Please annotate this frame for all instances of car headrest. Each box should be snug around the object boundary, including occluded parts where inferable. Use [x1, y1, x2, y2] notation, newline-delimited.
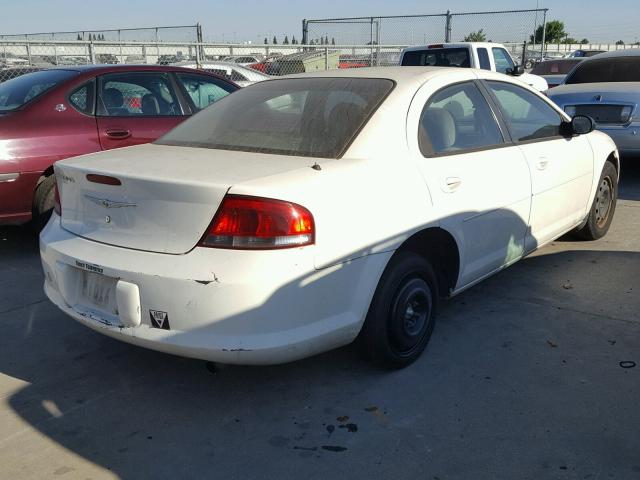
[141, 94, 160, 115]
[420, 108, 456, 152]
[103, 88, 124, 108]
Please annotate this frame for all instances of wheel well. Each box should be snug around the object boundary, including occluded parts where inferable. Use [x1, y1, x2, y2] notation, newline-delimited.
[396, 227, 460, 297]
[606, 152, 620, 179]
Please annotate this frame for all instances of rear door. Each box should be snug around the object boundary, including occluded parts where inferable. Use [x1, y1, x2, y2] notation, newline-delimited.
[409, 77, 532, 288]
[95, 71, 187, 150]
[485, 80, 593, 250]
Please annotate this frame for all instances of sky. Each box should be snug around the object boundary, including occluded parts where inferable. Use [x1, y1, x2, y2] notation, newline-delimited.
[0, 0, 638, 44]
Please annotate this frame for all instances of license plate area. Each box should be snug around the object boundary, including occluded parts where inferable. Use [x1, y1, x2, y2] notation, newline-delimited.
[79, 269, 119, 317]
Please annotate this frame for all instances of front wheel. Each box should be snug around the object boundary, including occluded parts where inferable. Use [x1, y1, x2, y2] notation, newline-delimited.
[358, 251, 439, 369]
[574, 161, 618, 240]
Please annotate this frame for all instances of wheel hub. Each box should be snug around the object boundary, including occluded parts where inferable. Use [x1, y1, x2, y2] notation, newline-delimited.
[595, 176, 613, 228]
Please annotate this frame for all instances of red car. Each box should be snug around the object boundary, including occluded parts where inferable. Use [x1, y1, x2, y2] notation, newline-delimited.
[0, 65, 238, 226]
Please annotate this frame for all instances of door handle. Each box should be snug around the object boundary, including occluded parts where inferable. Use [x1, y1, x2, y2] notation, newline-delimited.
[536, 157, 549, 170]
[443, 177, 462, 192]
[105, 129, 131, 140]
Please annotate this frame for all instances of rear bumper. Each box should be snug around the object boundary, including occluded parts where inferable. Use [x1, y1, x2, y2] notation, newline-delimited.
[40, 215, 388, 364]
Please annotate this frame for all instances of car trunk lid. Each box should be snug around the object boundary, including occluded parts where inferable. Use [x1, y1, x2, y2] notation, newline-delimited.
[56, 143, 313, 254]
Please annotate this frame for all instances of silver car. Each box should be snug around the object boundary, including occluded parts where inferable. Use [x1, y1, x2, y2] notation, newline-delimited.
[172, 61, 271, 87]
[548, 50, 640, 156]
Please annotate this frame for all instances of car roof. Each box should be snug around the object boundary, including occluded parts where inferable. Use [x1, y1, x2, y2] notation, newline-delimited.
[402, 42, 504, 52]
[44, 64, 216, 74]
[585, 49, 640, 59]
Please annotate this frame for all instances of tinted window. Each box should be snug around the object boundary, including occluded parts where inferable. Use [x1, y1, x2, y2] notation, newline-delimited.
[97, 72, 181, 116]
[477, 48, 491, 70]
[419, 82, 503, 155]
[157, 78, 394, 158]
[69, 82, 95, 115]
[565, 57, 640, 83]
[0, 69, 76, 112]
[176, 73, 235, 110]
[492, 48, 514, 74]
[487, 81, 562, 142]
[402, 48, 471, 68]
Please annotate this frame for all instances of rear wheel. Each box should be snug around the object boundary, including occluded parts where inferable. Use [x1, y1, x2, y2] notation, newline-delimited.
[358, 251, 438, 369]
[32, 175, 56, 230]
[574, 161, 617, 240]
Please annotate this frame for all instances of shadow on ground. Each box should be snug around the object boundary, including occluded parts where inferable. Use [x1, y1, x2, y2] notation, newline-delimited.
[1, 239, 639, 479]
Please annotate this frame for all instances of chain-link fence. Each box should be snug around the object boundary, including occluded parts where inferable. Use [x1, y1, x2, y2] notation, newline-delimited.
[0, 25, 201, 42]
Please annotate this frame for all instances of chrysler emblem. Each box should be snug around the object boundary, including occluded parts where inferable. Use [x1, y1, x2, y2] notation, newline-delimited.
[85, 195, 137, 209]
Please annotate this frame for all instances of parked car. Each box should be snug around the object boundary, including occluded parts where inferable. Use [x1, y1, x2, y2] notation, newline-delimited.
[173, 61, 271, 87]
[566, 49, 606, 58]
[221, 55, 265, 67]
[41, 67, 618, 368]
[530, 58, 583, 88]
[547, 49, 640, 156]
[0, 65, 238, 227]
[400, 42, 548, 91]
[247, 54, 283, 73]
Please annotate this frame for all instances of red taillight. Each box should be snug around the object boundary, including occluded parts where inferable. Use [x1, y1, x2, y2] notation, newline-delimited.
[199, 195, 314, 250]
[53, 179, 61, 216]
[428, 44, 444, 49]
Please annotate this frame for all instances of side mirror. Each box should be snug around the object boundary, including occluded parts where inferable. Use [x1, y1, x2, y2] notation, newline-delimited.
[570, 115, 594, 135]
[507, 65, 525, 76]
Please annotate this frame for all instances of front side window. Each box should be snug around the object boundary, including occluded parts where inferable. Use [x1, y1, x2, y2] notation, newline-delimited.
[492, 48, 515, 74]
[175, 73, 235, 111]
[97, 72, 181, 116]
[0, 69, 76, 112]
[418, 82, 503, 155]
[487, 81, 562, 142]
[565, 57, 640, 83]
[157, 77, 394, 158]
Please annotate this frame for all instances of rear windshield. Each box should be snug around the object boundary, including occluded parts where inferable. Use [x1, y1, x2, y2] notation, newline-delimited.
[156, 77, 394, 158]
[565, 57, 640, 84]
[401, 48, 471, 68]
[531, 60, 581, 75]
[0, 69, 76, 111]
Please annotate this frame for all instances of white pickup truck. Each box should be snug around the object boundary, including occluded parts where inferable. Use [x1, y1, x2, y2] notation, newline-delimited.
[400, 42, 548, 91]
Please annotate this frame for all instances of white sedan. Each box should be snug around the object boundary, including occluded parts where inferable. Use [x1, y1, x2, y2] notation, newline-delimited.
[40, 67, 619, 368]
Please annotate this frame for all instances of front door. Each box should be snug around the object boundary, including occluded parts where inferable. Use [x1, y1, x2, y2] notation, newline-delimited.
[95, 71, 187, 151]
[409, 78, 532, 289]
[485, 80, 594, 251]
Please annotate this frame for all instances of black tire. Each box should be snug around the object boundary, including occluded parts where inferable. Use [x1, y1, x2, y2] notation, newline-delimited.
[574, 161, 618, 240]
[32, 175, 56, 230]
[358, 251, 439, 369]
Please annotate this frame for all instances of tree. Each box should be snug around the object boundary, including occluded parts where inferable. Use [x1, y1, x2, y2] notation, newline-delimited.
[77, 33, 82, 41]
[264, 37, 268, 44]
[283, 35, 289, 45]
[331, 37, 336, 45]
[616, 40, 625, 45]
[291, 35, 297, 44]
[563, 37, 578, 44]
[324, 35, 329, 45]
[272, 36, 277, 44]
[530, 20, 566, 44]
[463, 29, 486, 42]
[580, 38, 589, 44]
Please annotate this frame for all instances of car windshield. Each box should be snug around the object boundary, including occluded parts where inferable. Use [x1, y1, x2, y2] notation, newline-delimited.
[156, 77, 394, 158]
[0, 69, 77, 112]
[565, 57, 640, 83]
[401, 48, 471, 68]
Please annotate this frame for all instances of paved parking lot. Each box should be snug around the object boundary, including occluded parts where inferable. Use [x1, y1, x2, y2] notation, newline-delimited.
[1, 163, 639, 480]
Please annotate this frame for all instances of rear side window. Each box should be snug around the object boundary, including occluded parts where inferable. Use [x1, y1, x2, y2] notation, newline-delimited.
[566, 57, 640, 83]
[477, 48, 491, 70]
[402, 48, 471, 68]
[419, 82, 503, 156]
[175, 72, 235, 111]
[97, 72, 182, 117]
[487, 81, 562, 142]
[68, 81, 95, 115]
[0, 69, 76, 112]
[157, 77, 394, 158]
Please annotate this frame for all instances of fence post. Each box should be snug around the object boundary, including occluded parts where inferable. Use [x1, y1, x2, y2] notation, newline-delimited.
[540, 9, 547, 61]
[26, 42, 31, 65]
[369, 17, 374, 66]
[324, 46, 328, 70]
[302, 19, 308, 46]
[375, 18, 381, 66]
[445, 10, 452, 42]
[88, 40, 95, 64]
[196, 23, 204, 63]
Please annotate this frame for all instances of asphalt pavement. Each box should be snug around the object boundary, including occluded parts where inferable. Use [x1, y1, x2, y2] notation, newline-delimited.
[1, 161, 639, 480]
